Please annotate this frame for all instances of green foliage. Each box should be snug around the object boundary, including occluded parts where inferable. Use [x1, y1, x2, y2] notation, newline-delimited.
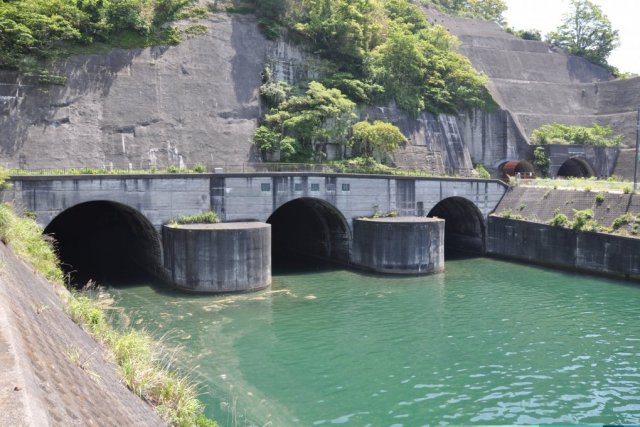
[349, 120, 406, 160]
[547, 208, 570, 227]
[182, 24, 208, 38]
[67, 289, 218, 426]
[258, 81, 356, 161]
[160, 26, 182, 45]
[571, 208, 596, 231]
[623, 185, 632, 194]
[169, 211, 220, 225]
[505, 27, 542, 41]
[329, 156, 396, 173]
[546, 0, 619, 68]
[247, 0, 492, 116]
[259, 72, 292, 108]
[0, 0, 190, 70]
[611, 213, 634, 230]
[370, 22, 490, 114]
[0, 203, 63, 283]
[192, 164, 206, 173]
[178, 6, 210, 19]
[425, 0, 507, 24]
[531, 123, 623, 147]
[0, 167, 9, 188]
[533, 146, 550, 178]
[595, 192, 605, 203]
[321, 72, 384, 103]
[293, 0, 386, 73]
[474, 163, 490, 178]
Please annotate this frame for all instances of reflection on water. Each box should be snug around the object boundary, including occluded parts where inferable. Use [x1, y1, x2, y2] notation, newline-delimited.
[108, 258, 640, 426]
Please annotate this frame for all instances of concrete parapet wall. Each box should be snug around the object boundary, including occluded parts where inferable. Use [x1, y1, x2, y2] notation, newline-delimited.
[352, 217, 444, 274]
[162, 222, 271, 293]
[6, 174, 506, 232]
[487, 216, 640, 280]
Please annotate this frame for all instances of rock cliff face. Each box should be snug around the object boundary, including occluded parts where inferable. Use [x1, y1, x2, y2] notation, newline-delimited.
[0, 15, 267, 170]
[1, 8, 638, 175]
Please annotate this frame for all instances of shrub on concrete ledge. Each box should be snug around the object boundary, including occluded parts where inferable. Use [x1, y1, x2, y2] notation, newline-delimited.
[169, 211, 220, 225]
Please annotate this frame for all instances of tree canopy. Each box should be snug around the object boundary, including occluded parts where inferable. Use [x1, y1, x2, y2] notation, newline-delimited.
[350, 120, 406, 160]
[250, 0, 495, 162]
[531, 123, 623, 147]
[0, 0, 189, 69]
[250, 0, 492, 115]
[255, 81, 356, 161]
[546, 0, 619, 68]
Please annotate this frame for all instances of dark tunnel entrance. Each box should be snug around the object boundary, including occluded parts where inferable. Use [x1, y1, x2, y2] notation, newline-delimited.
[500, 160, 535, 180]
[427, 197, 485, 256]
[44, 201, 162, 287]
[267, 198, 351, 268]
[557, 157, 595, 178]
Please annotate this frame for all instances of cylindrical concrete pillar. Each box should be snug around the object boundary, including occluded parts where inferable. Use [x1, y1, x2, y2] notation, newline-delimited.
[352, 217, 444, 274]
[162, 222, 271, 293]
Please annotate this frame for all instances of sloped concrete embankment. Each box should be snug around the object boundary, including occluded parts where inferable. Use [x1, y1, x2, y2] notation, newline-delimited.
[487, 187, 640, 279]
[426, 5, 640, 177]
[0, 243, 163, 426]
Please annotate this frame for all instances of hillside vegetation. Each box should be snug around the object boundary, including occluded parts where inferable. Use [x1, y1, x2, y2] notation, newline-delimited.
[0, 0, 191, 70]
[246, 0, 494, 162]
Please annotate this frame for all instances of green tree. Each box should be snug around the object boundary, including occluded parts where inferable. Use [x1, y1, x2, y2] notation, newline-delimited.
[350, 120, 406, 159]
[258, 81, 356, 161]
[533, 146, 549, 178]
[293, 0, 386, 73]
[546, 0, 619, 68]
[531, 123, 623, 147]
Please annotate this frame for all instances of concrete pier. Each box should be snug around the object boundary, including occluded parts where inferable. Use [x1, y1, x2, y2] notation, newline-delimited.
[162, 222, 271, 293]
[352, 217, 445, 274]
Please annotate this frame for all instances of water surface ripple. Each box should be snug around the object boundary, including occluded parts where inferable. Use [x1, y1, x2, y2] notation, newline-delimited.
[110, 258, 640, 426]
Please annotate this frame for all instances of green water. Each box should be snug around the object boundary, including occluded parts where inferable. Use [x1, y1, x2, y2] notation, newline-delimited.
[109, 258, 640, 426]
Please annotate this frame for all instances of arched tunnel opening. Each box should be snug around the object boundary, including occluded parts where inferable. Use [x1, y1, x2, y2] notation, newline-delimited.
[44, 201, 163, 287]
[427, 197, 485, 257]
[500, 160, 535, 180]
[557, 157, 595, 178]
[267, 198, 351, 269]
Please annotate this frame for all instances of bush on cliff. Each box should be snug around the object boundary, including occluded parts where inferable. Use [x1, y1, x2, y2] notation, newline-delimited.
[531, 123, 623, 147]
[0, 0, 190, 70]
[243, 0, 492, 115]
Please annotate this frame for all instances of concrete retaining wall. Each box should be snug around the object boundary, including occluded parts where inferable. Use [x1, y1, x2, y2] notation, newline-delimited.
[487, 216, 640, 279]
[162, 222, 271, 293]
[352, 217, 444, 274]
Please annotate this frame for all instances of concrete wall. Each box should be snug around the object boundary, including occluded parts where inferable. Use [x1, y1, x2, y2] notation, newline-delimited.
[163, 223, 271, 293]
[0, 15, 266, 170]
[546, 145, 619, 178]
[487, 216, 640, 279]
[217, 174, 507, 227]
[8, 175, 211, 229]
[6, 172, 506, 231]
[352, 217, 444, 274]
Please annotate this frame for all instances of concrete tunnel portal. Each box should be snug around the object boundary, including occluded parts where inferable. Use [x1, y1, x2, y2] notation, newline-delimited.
[44, 201, 163, 287]
[427, 197, 485, 255]
[266, 198, 351, 267]
[556, 157, 595, 178]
